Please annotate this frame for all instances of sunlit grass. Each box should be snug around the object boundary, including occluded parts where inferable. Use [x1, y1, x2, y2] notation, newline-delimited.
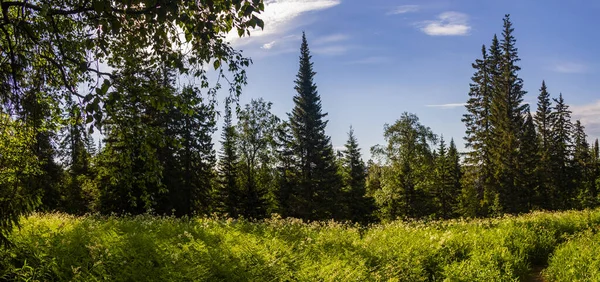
[2, 209, 600, 281]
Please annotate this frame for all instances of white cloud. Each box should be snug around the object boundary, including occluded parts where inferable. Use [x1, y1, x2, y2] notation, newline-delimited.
[572, 100, 600, 138]
[419, 12, 471, 36]
[551, 62, 589, 74]
[313, 33, 349, 45]
[261, 41, 276, 49]
[225, 0, 341, 47]
[388, 5, 419, 15]
[426, 103, 466, 109]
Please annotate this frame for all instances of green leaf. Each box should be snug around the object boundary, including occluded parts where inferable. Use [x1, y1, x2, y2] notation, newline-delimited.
[256, 17, 264, 30]
[101, 80, 111, 94]
[243, 6, 254, 17]
[83, 94, 94, 103]
[237, 28, 244, 37]
[213, 60, 221, 70]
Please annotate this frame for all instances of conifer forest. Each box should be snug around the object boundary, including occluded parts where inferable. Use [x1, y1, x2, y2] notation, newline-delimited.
[1, 1, 600, 281]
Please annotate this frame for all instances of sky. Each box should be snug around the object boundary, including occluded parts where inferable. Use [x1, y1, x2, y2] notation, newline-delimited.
[215, 0, 600, 160]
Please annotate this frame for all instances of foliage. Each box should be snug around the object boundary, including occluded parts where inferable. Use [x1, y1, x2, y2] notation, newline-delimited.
[544, 229, 600, 281]
[0, 114, 41, 246]
[3, 209, 600, 281]
[286, 32, 343, 221]
[340, 126, 376, 223]
[237, 98, 281, 219]
[215, 101, 241, 218]
[370, 112, 437, 220]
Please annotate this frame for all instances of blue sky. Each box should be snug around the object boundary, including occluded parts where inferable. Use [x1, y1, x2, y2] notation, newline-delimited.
[218, 0, 600, 160]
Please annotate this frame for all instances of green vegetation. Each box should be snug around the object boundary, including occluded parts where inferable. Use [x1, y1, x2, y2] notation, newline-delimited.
[2, 2, 600, 279]
[1, 209, 600, 281]
[544, 230, 600, 281]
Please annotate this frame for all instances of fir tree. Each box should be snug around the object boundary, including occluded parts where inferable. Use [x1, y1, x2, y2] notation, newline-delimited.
[216, 101, 241, 218]
[341, 126, 376, 224]
[461, 44, 493, 216]
[550, 93, 573, 209]
[534, 81, 554, 210]
[488, 14, 528, 214]
[287, 32, 343, 220]
[447, 139, 463, 217]
[572, 120, 594, 208]
[519, 110, 539, 211]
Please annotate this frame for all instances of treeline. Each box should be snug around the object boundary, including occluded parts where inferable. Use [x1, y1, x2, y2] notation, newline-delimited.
[367, 15, 600, 220]
[3, 9, 600, 245]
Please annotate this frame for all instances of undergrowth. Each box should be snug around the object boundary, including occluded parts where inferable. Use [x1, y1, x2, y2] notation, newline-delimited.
[1, 209, 600, 281]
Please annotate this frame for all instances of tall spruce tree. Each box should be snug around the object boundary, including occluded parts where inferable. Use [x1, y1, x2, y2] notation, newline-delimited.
[488, 14, 528, 214]
[341, 126, 376, 224]
[550, 93, 573, 209]
[534, 81, 554, 210]
[461, 44, 493, 216]
[287, 32, 343, 220]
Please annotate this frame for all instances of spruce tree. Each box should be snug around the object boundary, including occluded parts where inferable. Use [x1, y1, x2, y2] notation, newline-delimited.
[216, 101, 241, 218]
[447, 139, 463, 217]
[288, 32, 343, 220]
[434, 137, 462, 219]
[534, 81, 554, 209]
[488, 14, 528, 214]
[593, 139, 600, 201]
[341, 126, 376, 223]
[461, 44, 492, 216]
[572, 120, 594, 208]
[550, 93, 573, 209]
[166, 86, 217, 216]
[519, 110, 539, 211]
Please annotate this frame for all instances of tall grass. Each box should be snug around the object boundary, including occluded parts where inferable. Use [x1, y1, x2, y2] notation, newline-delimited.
[2, 209, 600, 281]
[544, 229, 600, 281]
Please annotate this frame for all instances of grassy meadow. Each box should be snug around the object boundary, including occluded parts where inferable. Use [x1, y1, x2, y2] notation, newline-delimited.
[2, 210, 600, 281]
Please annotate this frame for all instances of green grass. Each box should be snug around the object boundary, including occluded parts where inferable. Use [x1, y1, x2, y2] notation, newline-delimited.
[2, 209, 600, 281]
[544, 229, 600, 281]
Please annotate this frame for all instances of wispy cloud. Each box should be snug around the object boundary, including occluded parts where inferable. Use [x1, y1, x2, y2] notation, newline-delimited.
[387, 5, 419, 15]
[226, 0, 341, 47]
[426, 103, 466, 109]
[346, 56, 392, 65]
[419, 12, 471, 36]
[572, 100, 600, 138]
[313, 33, 349, 45]
[551, 62, 589, 74]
